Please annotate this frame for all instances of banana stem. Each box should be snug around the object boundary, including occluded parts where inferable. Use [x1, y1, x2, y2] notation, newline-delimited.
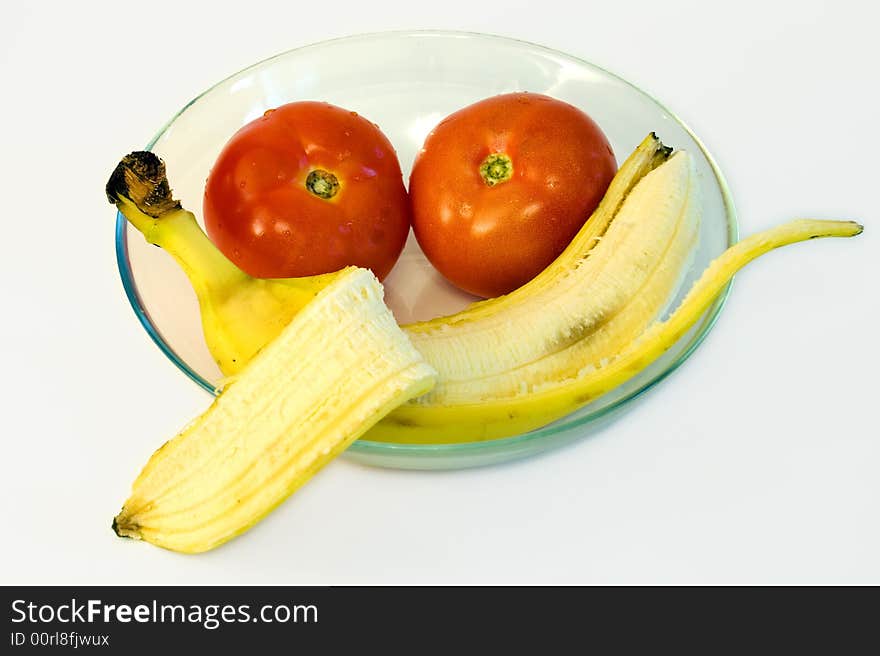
[117, 197, 246, 297]
[109, 152, 248, 298]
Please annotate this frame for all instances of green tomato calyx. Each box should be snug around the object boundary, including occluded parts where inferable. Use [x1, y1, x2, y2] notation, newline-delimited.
[306, 169, 340, 199]
[479, 153, 513, 187]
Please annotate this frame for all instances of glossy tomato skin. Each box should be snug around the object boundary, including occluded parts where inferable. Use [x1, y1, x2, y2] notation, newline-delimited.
[204, 101, 411, 280]
[409, 92, 617, 298]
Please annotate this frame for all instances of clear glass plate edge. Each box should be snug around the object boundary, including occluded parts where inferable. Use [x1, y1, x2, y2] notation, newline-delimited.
[113, 29, 739, 463]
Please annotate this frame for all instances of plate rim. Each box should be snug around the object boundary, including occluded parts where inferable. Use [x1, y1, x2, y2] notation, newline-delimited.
[114, 29, 739, 458]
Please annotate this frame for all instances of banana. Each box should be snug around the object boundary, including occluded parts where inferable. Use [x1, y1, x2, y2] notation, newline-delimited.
[367, 219, 862, 444]
[107, 136, 862, 553]
[107, 152, 341, 377]
[113, 267, 436, 553]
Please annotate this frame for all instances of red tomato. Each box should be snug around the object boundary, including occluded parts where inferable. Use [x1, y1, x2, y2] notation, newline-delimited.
[409, 92, 618, 297]
[204, 101, 411, 280]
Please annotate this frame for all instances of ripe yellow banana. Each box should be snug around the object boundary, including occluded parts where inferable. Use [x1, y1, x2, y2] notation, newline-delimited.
[113, 267, 436, 553]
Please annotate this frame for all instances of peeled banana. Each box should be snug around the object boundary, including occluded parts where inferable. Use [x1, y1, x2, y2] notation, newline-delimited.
[113, 267, 436, 553]
[106, 129, 863, 553]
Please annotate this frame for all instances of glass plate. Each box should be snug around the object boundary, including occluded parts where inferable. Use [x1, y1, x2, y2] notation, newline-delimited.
[115, 30, 737, 470]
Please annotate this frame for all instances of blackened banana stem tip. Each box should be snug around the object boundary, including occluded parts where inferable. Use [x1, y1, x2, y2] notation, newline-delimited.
[106, 151, 181, 217]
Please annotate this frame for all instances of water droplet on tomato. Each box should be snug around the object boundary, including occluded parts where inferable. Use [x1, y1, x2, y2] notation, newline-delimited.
[239, 181, 246, 189]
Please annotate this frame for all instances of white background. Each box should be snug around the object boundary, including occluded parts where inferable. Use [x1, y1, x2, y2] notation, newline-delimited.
[1, 0, 877, 584]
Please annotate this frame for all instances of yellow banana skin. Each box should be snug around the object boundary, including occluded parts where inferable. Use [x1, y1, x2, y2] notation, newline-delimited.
[113, 268, 436, 553]
[368, 219, 863, 444]
[108, 153, 340, 376]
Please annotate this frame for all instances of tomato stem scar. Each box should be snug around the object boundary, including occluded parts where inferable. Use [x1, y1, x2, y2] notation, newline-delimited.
[479, 153, 513, 187]
[306, 169, 340, 199]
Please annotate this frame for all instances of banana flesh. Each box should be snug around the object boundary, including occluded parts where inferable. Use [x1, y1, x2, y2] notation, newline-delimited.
[107, 139, 862, 553]
[113, 267, 436, 553]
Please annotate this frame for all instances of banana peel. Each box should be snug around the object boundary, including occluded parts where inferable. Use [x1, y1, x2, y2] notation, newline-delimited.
[108, 137, 861, 553]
